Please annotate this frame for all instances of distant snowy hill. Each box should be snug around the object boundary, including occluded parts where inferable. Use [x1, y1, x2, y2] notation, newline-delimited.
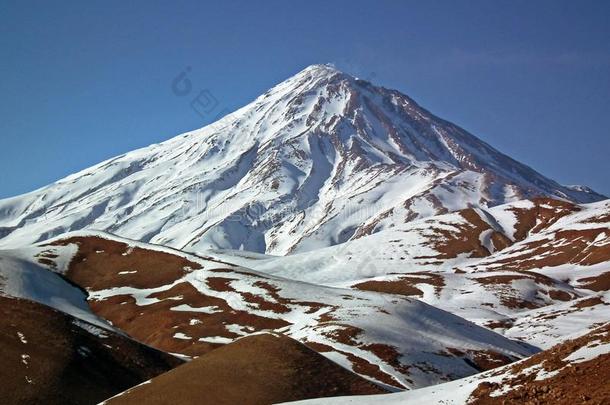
[0, 64, 604, 254]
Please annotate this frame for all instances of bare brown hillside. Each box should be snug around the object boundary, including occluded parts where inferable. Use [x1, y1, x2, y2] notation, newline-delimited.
[0, 296, 181, 405]
[104, 333, 387, 405]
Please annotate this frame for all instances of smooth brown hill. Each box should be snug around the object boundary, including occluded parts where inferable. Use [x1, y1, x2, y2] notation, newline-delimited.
[104, 333, 388, 405]
[0, 296, 182, 405]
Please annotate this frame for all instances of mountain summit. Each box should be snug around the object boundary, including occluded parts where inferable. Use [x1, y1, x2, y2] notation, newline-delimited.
[0, 65, 604, 253]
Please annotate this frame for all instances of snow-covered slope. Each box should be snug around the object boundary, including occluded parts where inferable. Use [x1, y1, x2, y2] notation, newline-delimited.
[0, 65, 604, 254]
[205, 197, 610, 345]
[0, 245, 112, 330]
[31, 232, 536, 390]
[284, 322, 610, 405]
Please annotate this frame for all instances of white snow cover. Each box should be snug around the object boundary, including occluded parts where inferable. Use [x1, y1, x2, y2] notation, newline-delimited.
[202, 198, 610, 347]
[0, 245, 117, 331]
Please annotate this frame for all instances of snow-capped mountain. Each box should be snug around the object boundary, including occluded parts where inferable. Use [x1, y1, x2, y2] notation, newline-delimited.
[0, 64, 604, 255]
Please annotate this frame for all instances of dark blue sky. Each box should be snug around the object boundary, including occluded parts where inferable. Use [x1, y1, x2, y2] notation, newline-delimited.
[1, 0, 609, 198]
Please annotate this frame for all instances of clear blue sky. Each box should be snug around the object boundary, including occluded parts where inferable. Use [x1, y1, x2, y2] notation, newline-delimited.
[1, 0, 609, 198]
